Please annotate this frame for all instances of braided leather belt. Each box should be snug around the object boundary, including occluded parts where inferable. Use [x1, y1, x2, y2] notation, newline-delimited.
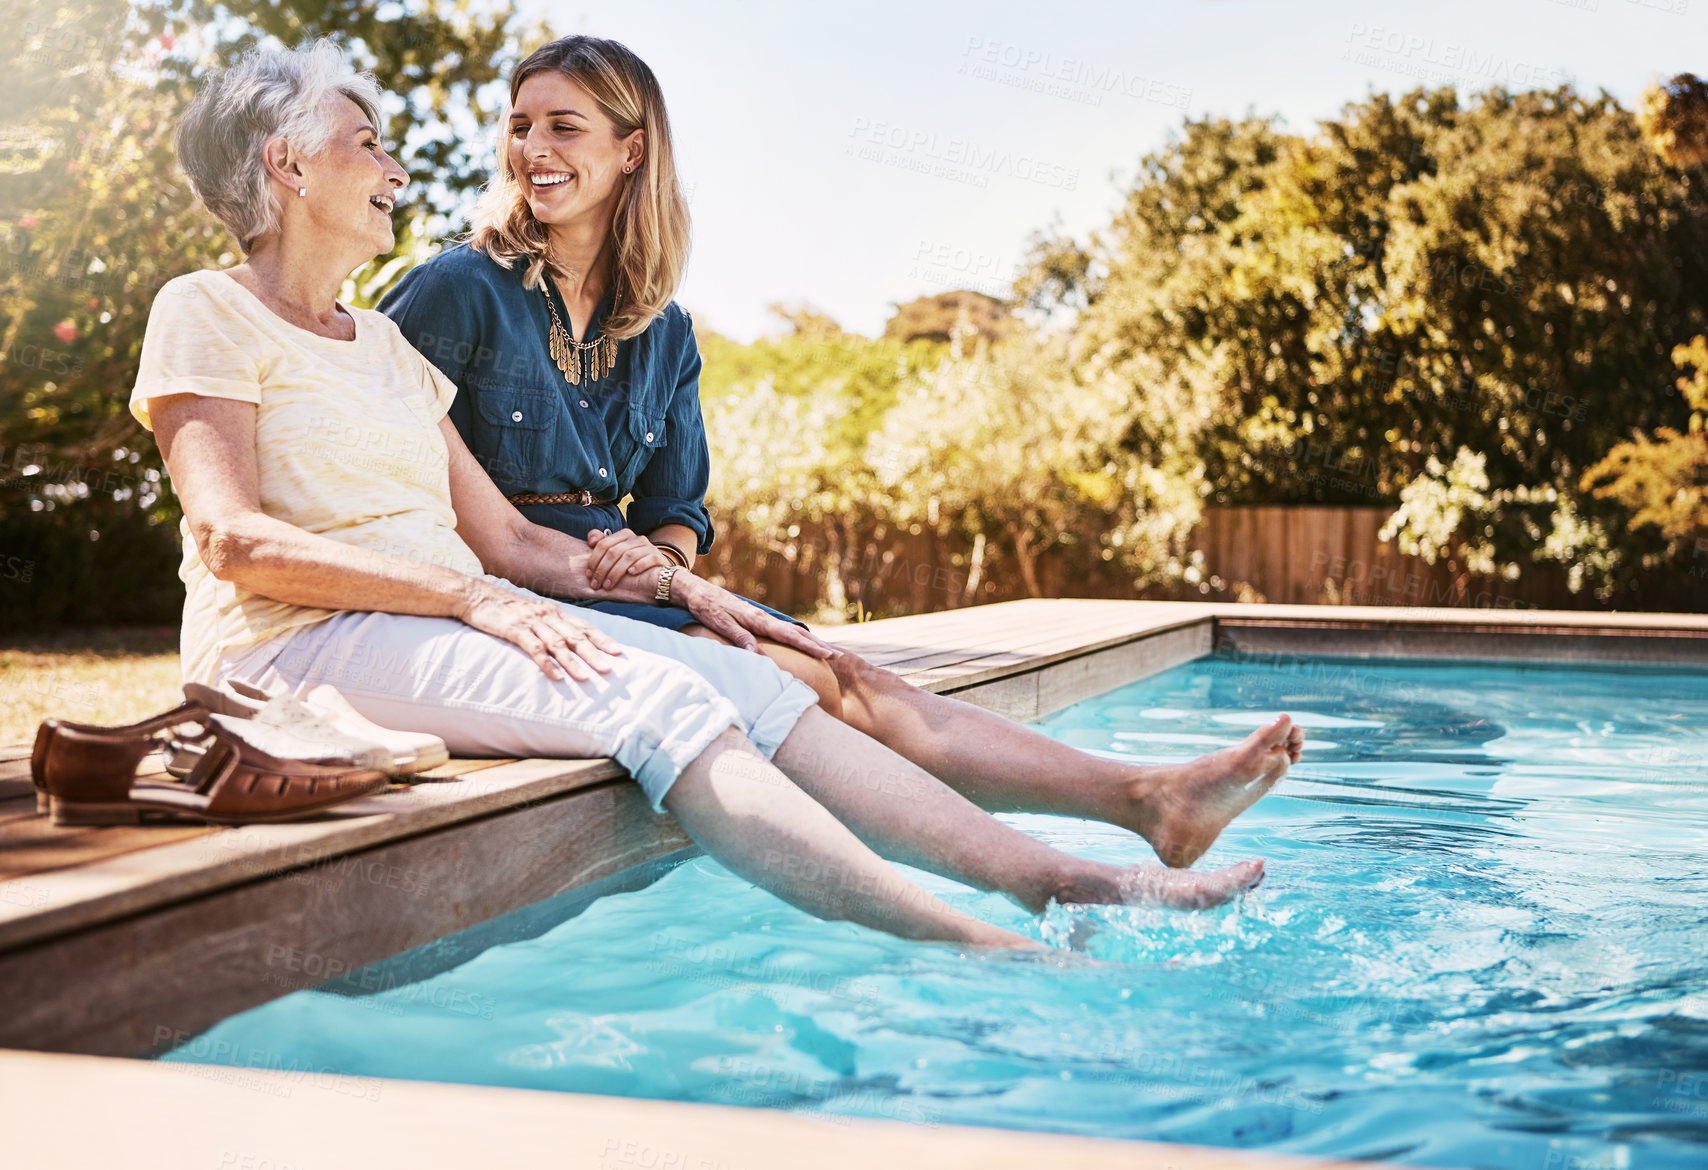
[506, 490, 597, 507]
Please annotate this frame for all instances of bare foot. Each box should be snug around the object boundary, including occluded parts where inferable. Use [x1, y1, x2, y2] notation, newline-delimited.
[1126, 715, 1302, 868]
[1051, 858, 1265, 910]
[1115, 858, 1264, 908]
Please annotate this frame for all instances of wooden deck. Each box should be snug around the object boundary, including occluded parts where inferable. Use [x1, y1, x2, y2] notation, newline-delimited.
[2, 597, 1704, 1170]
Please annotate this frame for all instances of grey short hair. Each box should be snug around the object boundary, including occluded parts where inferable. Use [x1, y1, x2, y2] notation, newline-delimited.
[176, 40, 385, 251]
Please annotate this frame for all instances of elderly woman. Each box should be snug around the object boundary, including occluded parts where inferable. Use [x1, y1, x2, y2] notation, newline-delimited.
[136, 41, 1280, 948]
[380, 34, 1304, 860]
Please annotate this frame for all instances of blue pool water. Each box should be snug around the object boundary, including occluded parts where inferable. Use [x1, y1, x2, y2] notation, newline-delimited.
[161, 654, 1708, 1168]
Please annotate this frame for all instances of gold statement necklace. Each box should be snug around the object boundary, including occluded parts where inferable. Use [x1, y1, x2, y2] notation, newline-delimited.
[542, 278, 620, 387]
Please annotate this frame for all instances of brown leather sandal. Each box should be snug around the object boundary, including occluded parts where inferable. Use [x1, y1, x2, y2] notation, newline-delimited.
[30, 701, 209, 815]
[36, 711, 388, 827]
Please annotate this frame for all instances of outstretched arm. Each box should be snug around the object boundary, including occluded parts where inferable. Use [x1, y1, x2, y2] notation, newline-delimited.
[442, 419, 834, 659]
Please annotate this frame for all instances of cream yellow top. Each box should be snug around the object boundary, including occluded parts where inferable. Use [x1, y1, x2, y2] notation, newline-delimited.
[130, 269, 485, 684]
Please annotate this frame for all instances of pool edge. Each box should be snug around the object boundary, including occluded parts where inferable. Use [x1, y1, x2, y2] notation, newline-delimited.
[0, 1047, 1412, 1170]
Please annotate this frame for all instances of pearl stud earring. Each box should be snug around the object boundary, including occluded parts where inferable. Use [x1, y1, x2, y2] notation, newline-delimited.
[297, 187, 307, 197]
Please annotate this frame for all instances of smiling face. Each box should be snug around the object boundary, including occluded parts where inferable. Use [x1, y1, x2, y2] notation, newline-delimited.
[506, 71, 643, 236]
[288, 95, 409, 262]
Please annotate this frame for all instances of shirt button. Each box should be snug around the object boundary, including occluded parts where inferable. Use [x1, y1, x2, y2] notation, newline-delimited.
[579, 400, 589, 408]
[645, 431, 655, 442]
[598, 467, 608, 478]
[510, 410, 523, 422]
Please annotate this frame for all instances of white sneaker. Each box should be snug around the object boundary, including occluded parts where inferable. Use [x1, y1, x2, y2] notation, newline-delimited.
[184, 681, 449, 776]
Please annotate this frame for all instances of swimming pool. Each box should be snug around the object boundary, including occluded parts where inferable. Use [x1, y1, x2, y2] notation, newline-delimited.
[160, 653, 1708, 1169]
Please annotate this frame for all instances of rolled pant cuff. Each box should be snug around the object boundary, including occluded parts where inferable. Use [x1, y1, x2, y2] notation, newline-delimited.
[743, 678, 821, 759]
[624, 699, 744, 813]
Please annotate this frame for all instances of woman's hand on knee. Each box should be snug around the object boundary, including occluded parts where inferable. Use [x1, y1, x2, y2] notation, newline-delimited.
[456, 581, 626, 682]
[671, 574, 837, 660]
[586, 528, 670, 592]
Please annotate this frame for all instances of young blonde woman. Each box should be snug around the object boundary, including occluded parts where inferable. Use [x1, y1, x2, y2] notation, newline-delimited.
[380, 35, 1304, 869]
[141, 41, 1277, 952]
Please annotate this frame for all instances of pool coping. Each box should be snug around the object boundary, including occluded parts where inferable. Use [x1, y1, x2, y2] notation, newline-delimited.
[1, 598, 1705, 1168]
[0, 1048, 1396, 1170]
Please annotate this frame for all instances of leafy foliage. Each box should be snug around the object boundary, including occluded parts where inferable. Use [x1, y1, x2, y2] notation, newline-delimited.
[882, 290, 1014, 346]
[1638, 73, 1708, 169]
[698, 306, 1198, 619]
[1581, 336, 1708, 550]
[0, 0, 538, 627]
[705, 83, 1707, 614]
[1045, 87, 1707, 605]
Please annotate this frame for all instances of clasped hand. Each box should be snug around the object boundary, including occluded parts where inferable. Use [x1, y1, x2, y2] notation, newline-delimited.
[584, 527, 671, 590]
[586, 528, 837, 663]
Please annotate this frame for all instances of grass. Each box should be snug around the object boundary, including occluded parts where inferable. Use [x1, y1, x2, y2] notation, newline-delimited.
[0, 628, 183, 747]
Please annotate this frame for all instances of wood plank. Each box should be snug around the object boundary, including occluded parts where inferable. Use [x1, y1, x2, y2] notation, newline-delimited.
[0, 756, 33, 807]
[0, 779, 692, 1055]
[0, 756, 623, 952]
[846, 604, 1124, 676]
[824, 599, 1204, 677]
[409, 757, 510, 780]
[816, 597, 1072, 646]
[876, 606, 1211, 692]
[0, 760, 513, 884]
[942, 623, 1213, 722]
[0, 819, 213, 881]
[1265, 506, 1291, 604]
[817, 606, 1034, 665]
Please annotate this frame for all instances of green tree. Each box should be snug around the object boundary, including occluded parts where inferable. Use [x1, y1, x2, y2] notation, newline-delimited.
[1038, 86, 1708, 604]
[865, 332, 1200, 598]
[1581, 336, 1708, 557]
[882, 290, 1014, 347]
[1575, 74, 1708, 587]
[0, 0, 540, 627]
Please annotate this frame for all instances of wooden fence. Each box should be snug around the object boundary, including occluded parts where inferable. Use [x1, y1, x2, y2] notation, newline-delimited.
[1189, 505, 1583, 610]
[702, 506, 1635, 621]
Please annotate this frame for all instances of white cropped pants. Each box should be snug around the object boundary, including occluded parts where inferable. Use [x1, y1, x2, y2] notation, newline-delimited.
[216, 580, 819, 810]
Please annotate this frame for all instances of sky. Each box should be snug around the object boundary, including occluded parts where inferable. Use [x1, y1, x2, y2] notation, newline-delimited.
[514, 0, 1706, 341]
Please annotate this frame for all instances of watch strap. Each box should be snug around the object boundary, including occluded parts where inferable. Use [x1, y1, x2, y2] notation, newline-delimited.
[654, 565, 679, 606]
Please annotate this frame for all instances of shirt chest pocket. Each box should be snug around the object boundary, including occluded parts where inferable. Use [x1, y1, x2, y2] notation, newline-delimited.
[616, 403, 669, 485]
[469, 382, 559, 493]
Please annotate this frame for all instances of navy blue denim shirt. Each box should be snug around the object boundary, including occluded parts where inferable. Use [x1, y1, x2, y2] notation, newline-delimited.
[378, 243, 715, 552]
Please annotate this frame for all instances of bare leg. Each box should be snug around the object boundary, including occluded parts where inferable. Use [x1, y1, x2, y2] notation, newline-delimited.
[664, 728, 1033, 947]
[683, 627, 1302, 868]
[830, 650, 1303, 867]
[770, 708, 1265, 912]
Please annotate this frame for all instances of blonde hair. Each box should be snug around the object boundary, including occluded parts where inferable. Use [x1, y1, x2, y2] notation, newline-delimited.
[467, 35, 690, 340]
